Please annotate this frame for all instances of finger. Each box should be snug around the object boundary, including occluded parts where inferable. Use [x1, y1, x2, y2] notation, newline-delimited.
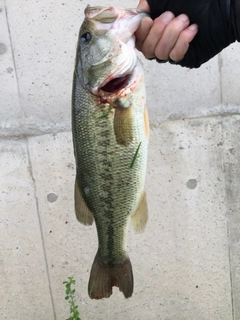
[137, 0, 150, 11]
[135, 17, 153, 51]
[154, 14, 191, 60]
[169, 24, 198, 62]
[141, 11, 175, 58]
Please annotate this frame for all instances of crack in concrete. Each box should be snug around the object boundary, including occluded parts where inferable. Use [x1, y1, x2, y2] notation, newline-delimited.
[26, 138, 57, 320]
[218, 54, 223, 109]
[4, 0, 25, 118]
[0, 128, 72, 140]
[220, 119, 235, 320]
[227, 219, 235, 320]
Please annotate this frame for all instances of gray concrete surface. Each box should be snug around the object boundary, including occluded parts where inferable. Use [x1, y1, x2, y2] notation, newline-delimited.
[1, 0, 240, 319]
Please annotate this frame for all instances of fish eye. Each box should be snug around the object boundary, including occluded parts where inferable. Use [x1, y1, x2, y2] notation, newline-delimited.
[81, 32, 92, 43]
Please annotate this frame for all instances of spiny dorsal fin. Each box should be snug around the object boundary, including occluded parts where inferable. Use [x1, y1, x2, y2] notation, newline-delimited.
[75, 176, 94, 226]
[131, 190, 148, 233]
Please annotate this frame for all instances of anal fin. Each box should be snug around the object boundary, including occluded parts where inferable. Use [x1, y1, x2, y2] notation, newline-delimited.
[131, 190, 148, 233]
[74, 176, 94, 226]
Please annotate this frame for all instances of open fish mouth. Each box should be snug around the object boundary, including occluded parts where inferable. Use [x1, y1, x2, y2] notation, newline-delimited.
[100, 74, 131, 93]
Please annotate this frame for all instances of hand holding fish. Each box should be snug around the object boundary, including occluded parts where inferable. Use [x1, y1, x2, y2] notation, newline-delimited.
[136, 0, 198, 65]
[136, 0, 240, 68]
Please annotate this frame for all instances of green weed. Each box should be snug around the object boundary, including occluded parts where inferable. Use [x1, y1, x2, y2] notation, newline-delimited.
[63, 277, 81, 320]
[130, 142, 142, 168]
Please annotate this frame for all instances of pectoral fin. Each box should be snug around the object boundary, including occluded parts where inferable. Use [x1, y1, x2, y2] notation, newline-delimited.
[114, 105, 133, 146]
[131, 190, 148, 233]
[74, 176, 94, 225]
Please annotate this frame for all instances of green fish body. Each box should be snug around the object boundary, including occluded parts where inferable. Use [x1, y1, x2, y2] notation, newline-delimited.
[72, 6, 149, 299]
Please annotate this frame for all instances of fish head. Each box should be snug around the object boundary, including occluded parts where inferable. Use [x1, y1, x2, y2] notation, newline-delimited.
[76, 6, 147, 97]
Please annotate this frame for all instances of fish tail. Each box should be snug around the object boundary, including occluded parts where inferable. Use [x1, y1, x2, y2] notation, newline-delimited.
[88, 252, 133, 299]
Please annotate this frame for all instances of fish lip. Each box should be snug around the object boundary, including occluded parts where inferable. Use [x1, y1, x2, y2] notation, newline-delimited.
[136, 8, 150, 18]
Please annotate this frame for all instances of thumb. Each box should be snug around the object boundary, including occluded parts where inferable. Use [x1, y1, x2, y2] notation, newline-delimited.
[137, 0, 150, 12]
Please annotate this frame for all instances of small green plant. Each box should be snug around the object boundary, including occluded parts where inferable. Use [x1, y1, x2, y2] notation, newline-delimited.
[63, 277, 81, 320]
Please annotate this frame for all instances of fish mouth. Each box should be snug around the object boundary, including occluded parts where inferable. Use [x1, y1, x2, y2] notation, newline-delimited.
[100, 74, 131, 94]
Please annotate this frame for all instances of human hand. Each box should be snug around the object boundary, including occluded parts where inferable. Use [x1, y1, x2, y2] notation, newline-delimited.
[136, 0, 198, 65]
[136, 0, 238, 68]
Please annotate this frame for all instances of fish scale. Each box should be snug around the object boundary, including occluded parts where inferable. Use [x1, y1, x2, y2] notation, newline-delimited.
[72, 6, 149, 299]
[73, 84, 145, 256]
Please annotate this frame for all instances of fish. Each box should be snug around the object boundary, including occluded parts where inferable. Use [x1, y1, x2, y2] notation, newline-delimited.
[72, 6, 149, 299]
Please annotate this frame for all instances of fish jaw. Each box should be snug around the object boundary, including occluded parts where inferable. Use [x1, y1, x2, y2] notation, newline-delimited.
[77, 6, 146, 94]
[88, 47, 137, 98]
[96, 61, 144, 106]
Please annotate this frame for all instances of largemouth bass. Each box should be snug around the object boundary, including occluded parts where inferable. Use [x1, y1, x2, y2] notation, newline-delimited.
[72, 6, 149, 299]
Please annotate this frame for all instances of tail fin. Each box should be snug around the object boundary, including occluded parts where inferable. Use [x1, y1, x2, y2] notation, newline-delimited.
[88, 252, 133, 299]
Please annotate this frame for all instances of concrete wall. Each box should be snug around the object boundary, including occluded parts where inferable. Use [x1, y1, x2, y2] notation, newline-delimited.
[1, 0, 240, 319]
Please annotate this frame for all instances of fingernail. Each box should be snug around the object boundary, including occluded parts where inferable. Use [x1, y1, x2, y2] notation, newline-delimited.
[177, 14, 189, 23]
[160, 11, 174, 23]
[189, 24, 198, 31]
